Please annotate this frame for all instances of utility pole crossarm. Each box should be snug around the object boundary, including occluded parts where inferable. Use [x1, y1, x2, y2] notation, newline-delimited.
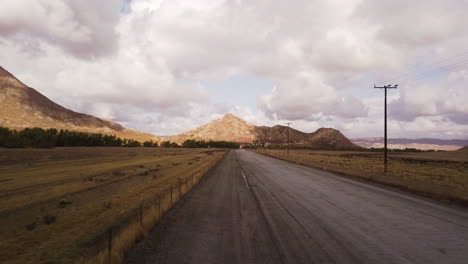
[374, 84, 398, 89]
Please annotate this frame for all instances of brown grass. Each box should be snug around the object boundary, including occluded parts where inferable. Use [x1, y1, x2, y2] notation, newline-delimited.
[0, 147, 226, 264]
[255, 149, 468, 204]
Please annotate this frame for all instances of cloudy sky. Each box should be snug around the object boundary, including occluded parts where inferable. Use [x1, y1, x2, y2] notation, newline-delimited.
[1, 0, 467, 139]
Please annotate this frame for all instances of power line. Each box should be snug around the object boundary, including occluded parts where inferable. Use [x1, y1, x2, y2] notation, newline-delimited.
[382, 52, 468, 84]
[374, 84, 398, 173]
[403, 60, 468, 83]
[398, 60, 468, 83]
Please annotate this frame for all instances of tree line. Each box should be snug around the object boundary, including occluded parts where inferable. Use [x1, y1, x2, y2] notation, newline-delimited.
[0, 127, 154, 148]
[367, 147, 436, 153]
[182, 139, 240, 149]
[247, 142, 435, 152]
[248, 141, 361, 151]
[0, 127, 240, 149]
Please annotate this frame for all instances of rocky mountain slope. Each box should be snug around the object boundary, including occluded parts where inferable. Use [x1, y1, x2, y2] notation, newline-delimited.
[168, 113, 359, 149]
[256, 125, 358, 149]
[0, 66, 156, 142]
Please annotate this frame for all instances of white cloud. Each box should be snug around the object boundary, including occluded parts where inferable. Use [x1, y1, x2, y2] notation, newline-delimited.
[0, 0, 467, 138]
[390, 71, 468, 124]
[260, 71, 367, 120]
[356, 0, 467, 48]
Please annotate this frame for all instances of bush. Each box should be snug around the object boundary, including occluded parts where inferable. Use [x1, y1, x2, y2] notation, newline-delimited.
[182, 139, 240, 149]
[143, 140, 158, 147]
[161, 141, 180, 148]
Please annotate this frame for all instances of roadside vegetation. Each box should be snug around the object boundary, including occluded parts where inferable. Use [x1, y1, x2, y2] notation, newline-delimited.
[248, 141, 437, 152]
[182, 139, 240, 148]
[255, 149, 468, 204]
[0, 127, 240, 150]
[0, 147, 227, 263]
[366, 147, 436, 152]
[0, 127, 155, 148]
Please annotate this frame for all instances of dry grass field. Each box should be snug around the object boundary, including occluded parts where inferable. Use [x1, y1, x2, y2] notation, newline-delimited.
[256, 148, 468, 204]
[0, 147, 226, 264]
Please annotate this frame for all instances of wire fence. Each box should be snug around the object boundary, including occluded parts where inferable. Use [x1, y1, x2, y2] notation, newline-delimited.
[79, 150, 229, 264]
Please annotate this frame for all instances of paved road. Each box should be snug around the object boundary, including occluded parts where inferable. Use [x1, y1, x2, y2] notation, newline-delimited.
[126, 150, 468, 264]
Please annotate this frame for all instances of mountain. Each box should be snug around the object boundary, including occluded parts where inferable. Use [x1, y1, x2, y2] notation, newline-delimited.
[352, 137, 468, 151]
[168, 113, 359, 149]
[168, 113, 257, 143]
[0, 66, 156, 142]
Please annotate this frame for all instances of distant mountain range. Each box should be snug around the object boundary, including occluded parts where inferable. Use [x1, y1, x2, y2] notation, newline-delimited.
[0, 66, 156, 142]
[0, 66, 357, 149]
[352, 137, 468, 151]
[167, 113, 359, 149]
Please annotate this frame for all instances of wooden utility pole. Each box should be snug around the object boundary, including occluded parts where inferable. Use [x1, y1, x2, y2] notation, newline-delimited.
[262, 127, 269, 153]
[374, 84, 398, 172]
[285, 122, 292, 156]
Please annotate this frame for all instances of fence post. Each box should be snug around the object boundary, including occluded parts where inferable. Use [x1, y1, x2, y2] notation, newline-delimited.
[158, 194, 161, 220]
[108, 228, 113, 264]
[179, 180, 182, 198]
[139, 203, 143, 228]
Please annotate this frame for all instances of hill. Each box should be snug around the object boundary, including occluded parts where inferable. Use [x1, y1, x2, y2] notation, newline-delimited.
[256, 125, 358, 149]
[308, 128, 359, 149]
[167, 113, 256, 143]
[457, 146, 468, 153]
[0, 66, 156, 142]
[168, 113, 359, 149]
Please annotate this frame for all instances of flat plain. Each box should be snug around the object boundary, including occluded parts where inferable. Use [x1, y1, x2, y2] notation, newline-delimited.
[256, 148, 468, 203]
[0, 147, 225, 264]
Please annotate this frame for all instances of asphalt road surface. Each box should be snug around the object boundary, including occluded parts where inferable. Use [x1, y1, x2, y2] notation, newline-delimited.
[126, 150, 468, 264]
